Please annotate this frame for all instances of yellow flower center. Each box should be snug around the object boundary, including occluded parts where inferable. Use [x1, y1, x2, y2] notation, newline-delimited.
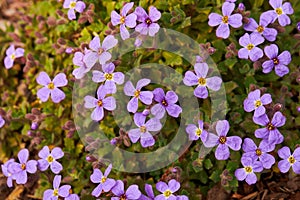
[134, 90, 140, 98]
[162, 99, 168, 106]
[53, 189, 59, 196]
[120, 16, 126, 24]
[163, 190, 172, 197]
[273, 58, 279, 65]
[10, 54, 16, 60]
[267, 122, 275, 130]
[105, 73, 113, 80]
[120, 196, 126, 200]
[276, 8, 283, 15]
[97, 100, 103, 107]
[245, 166, 253, 173]
[222, 16, 229, 24]
[198, 77, 206, 86]
[288, 156, 296, 164]
[47, 155, 54, 163]
[219, 136, 227, 144]
[256, 25, 264, 33]
[247, 44, 254, 50]
[70, 1, 76, 8]
[254, 100, 262, 108]
[21, 163, 26, 170]
[255, 148, 262, 156]
[196, 128, 202, 136]
[140, 126, 147, 133]
[101, 176, 107, 183]
[48, 82, 55, 90]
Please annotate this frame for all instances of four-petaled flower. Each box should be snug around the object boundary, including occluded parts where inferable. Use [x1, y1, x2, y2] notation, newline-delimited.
[37, 146, 64, 174]
[124, 79, 153, 113]
[0, 115, 5, 128]
[1, 159, 15, 187]
[4, 45, 24, 69]
[278, 146, 300, 174]
[204, 120, 242, 160]
[128, 114, 162, 148]
[43, 175, 71, 200]
[262, 44, 291, 77]
[183, 62, 222, 99]
[36, 72, 68, 103]
[186, 120, 208, 142]
[112, 180, 141, 200]
[63, 0, 86, 20]
[92, 62, 125, 94]
[253, 111, 286, 145]
[84, 85, 116, 121]
[208, 2, 243, 39]
[151, 88, 182, 119]
[134, 6, 161, 36]
[83, 35, 118, 68]
[238, 33, 264, 62]
[243, 89, 272, 117]
[72, 49, 92, 79]
[90, 164, 116, 197]
[155, 179, 180, 200]
[111, 2, 137, 40]
[235, 156, 263, 185]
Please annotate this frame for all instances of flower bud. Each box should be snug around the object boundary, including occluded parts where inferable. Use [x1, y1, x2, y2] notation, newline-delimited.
[31, 122, 39, 130]
[297, 22, 300, 31]
[238, 3, 245, 12]
[110, 138, 117, 145]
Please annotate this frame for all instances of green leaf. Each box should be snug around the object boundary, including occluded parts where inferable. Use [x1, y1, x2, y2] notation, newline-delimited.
[204, 159, 213, 170]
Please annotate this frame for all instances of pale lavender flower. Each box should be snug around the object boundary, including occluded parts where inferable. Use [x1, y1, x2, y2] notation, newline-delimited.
[183, 62, 222, 99]
[112, 180, 141, 200]
[1, 159, 15, 187]
[0, 115, 5, 128]
[63, 0, 86, 20]
[297, 22, 300, 31]
[151, 88, 182, 119]
[37, 146, 64, 174]
[83, 35, 118, 68]
[111, 2, 137, 40]
[262, 44, 291, 77]
[186, 120, 208, 142]
[36, 72, 68, 103]
[204, 120, 242, 160]
[90, 164, 116, 197]
[4, 45, 24, 69]
[235, 156, 263, 185]
[155, 179, 180, 200]
[72, 49, 92, 79]
[238, 33, 264, 61]
[208, 2, 243, 39]
[128, 114, 162, 148]
[92, 62, 125, 94]
[124, 79, 153, 113]
[243, 89, 272, 117]
[278, 146, 300, 174]
[135, 6, 161, 36]
[43, 175, 71, 200]
[84, 85, 116, 121]
[139, 184, 155, 200]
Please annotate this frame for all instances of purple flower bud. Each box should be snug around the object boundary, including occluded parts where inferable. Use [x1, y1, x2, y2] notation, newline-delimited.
[297, 106, 300, 112]
[171, 167, 178, 173]
[238, 3, 245, 12]
[31, 122, 39, 130]
[65, 47, 73, 54]
[86, 155, 97, 162]
[142, 109, 150, 116]
[27, 130, 34, 137]
[297, 22, 300, 31]
[110, 138, 117, 145]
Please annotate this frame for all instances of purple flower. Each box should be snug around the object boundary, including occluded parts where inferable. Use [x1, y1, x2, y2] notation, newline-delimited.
[204, 120, 242, 160]
[278, 146, 300, 174]
[92, 62, 125, 94]
[36, 72, 68, 103]
[4, 45, 24, 69]
[0, 115, 5, 128]
[263, 0, 294, 27]
[63, 0, 86, 20]
[90, 164, 116, 197]
[262, 44, 291, 77]
[208, 2, 242, 39]
[1, 159, 15, 187]
[84, 85, 116, 121]
[111, 2, 137, 40]
[112, 180, 141, 200]
[253, 111, 286, 145]
[134, 6, 161, 36]
[242, 138, 275, 169]
[244, 16, 278, 42]
[139, 184, 155, 200]
[238, 33, 264, 61]
[8, 149, 37, 184]
[243, 89, 272, 117]
[151, 88, 182, 119]
[124, 79, 153, 113]
[155, 179, 180, 200]
[128, 114, 162, 148]
[183, 62, 222, 99]
[186, 120, 208, 142]
[297, 22, 300, 31]
[65, 193, 80, 200]
[43, 175, 71, 200]
[72, 49, 92, 79]
[37, 146, 64, 174]
[235, 156, 263, 185]
[83, 35, 118, 68]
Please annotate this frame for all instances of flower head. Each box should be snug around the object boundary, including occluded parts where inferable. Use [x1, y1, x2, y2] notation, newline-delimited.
[84, 85, 116, 121]
[124, 78, 153, 113]
[72, 49, 92, 79]
[204, 120, 242, 160]
[1, 159, 15, 187]
[111, 2, 137, 40]
[92, 62, 125, 94]
[43, 175, 71, 200]
[235, 156, 263, 185]
[243, 89, 272, 117]
[36, 72, 68, 103]
[4, 45, 24, 69]
[183, 62, 222, 99]
[208, 2, 243, 39]
[134, 6, 161, 36]
[0, 115, 5, 128]
[155, 179, 180, 200]
[63, 0, 86, 20]
[278, 147, 300, 174]
[37, 146, 64, 174]
[186, 120, 208, 142]
[151, 88, 182, 119]
[262, 44, 291, 77]
[90, 164, 116, 197]
[238, 33, 264, 61]
[112, 180, 141, 200]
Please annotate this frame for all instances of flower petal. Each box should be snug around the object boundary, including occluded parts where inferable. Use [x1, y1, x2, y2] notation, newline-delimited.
[206, 77, 222, 91]
[222, 2, 235, 16]
[278, 146, 291, 159]
[140, 132, 155, 147]
[194, 86, 208, 99]
[235, 168, 247, 181]
[53, 73, 68, 87]
[102, 35, 118, 50]
[50, 88, 65, 103]
[125, 13, 137, 28]
[18, 149, 29, 164]
[244, 18, 258, 31]
[208, 13, 222, 27]
[228, 14, 242, 28]
[103, 96, 116, 111]
[128, 128, 142, 143]
[50, 161, 63, 174]
[166, 104, 182, 118]
[264, 44, 278, 59]
[149, 6, 161, 22]
[121, 2, 134, 16]
[216, 23, 230, 39]
[120, 24, 130, 40]
[151, 104, 165, 119]
[242, 138, 257, 152]
[90, 169, 103, 184]
[249, 47, 263, 62]
[278, 160, 291, 173]
[216, 120, 229, 137]
[91, 106, 104, 121]
[145, 118, 162, 132]
[37, 72, 51, 86]
[83, 52, 98, 69]
[278, 51, 291, 65]
[183, 71, 198, 86]
[148, 23, 160, 37]
[262, 60, 275, 74]
[215, 144, 230, 160]
[127, 97, 138, 113]
[203, 133, 219, 148]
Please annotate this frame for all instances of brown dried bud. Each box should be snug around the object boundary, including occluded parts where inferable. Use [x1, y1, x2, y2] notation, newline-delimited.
[27, 53, 34, 61]
[56, 10, 64, 17]
[57, 38, 66, 45]
[253, 61, 262, 71]
[8, 32, 21, 42]
[57, 19, 67, 25]
[273, 103, 283, 111]
[35, 32, 43, 38]
[47, 16, 56, 26]
[78, 16, 88, 24]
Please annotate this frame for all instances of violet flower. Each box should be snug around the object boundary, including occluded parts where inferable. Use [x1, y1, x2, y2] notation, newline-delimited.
[243, 89, 272, 117]
[235, 156, 263, 185]
[155, 179, 180, 200]
[238, 33, 264, 62]
[278, 146, 300, 174]
[72, 49, 92, 79]
[43, 175, 71, 200]
[0, 115, 5, 128]
[63, 0, 86, 20]
[186, 120, 208, 142]
[139, 184, 155, 200]
[112, 180, 141, 200]
[1, 159, 15, 187]
[135, 6, 161, 36]
[37, 146, 64, 174]
[4, 45, 24, 69]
